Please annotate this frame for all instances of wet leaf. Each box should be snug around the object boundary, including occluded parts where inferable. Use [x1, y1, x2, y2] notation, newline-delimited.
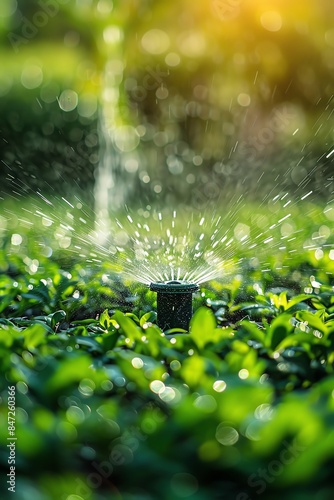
[189, 307, 217, 349]
[266, 314, 294, 350]
[125, 312, 140, 324]
[296, 311, 328, 334]
[50, 310, 66, 329]
[113, 310, 141, 340]
[140, 311, 157, 327]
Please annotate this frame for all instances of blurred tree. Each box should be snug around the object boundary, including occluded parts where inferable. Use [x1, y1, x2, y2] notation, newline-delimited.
[0, 0, 333, 209]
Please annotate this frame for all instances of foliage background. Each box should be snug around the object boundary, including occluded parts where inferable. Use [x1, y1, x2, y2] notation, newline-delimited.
[1, 1, 334, 499]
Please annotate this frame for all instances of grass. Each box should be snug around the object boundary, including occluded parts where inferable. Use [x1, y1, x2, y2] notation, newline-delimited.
[0, 198, 334, 500]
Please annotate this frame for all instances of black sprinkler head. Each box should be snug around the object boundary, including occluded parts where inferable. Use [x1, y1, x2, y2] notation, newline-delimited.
[150, 280, 199, 331]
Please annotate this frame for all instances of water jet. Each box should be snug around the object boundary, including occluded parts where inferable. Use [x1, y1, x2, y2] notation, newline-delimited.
[150, 280, 199, 331]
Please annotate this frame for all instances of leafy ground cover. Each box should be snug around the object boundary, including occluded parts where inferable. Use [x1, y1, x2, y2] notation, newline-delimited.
[1, 202, 334, 500]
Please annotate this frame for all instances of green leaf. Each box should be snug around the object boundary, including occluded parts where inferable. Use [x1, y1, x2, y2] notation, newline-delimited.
[66, 325, 87, 336]
[295, 310, 328, 334]
[239, 320, 265, 343]
[235, 303, 275, 314]
[269, 291, 287, 310]
[21, 281, 51, 304]
[125, 312, 140, 324]
[53, 274, 78, 302]
[181, 355, 206, 386]
[102, 330, 121, 351]
[165, 327, 188, 334]
[232, 339, 250, 354]
[189, 307, 216, 349]
[0, 318, 17, 328]
[276, 332, 318, 351]
[266, 313, 294, 350]
[50, 310, 66, 330]
[70, 318, 100, 326]
[285, 294, 314, 310]
[99, 309, 111, 329]
[113, 311, 141, 341]
[140, 311, 157, 327]
[87, 324, 107, 334]
[0, 328, 14, 347]
[0, 292, 16, 313]
[12, 318, 54, 334]
[325, 319, 334, 334]
[74, 336, 103, 353]
[46, 354, 92, 393]
[23, 324, 48, 350]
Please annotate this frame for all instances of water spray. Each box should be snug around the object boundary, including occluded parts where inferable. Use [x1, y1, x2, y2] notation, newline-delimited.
[150, 280, 199, 331]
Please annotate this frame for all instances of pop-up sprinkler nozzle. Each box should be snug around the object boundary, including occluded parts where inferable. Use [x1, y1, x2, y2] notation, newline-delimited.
[150, 280, 199, 331]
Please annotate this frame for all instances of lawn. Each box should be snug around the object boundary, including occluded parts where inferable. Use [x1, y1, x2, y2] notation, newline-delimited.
[1, 198, 334, 500]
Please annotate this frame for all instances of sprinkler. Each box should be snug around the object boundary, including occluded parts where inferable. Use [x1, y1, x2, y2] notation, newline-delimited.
[150, 280, 199, 331]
